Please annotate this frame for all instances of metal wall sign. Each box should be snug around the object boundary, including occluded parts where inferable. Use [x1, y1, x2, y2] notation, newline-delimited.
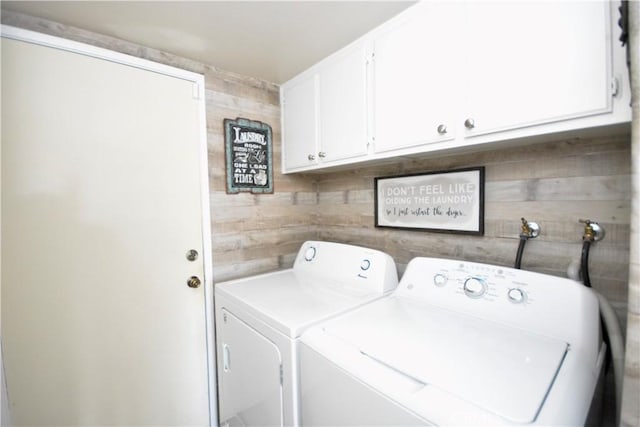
[375, 167, 485, 235]
[224, 117, 273, 194]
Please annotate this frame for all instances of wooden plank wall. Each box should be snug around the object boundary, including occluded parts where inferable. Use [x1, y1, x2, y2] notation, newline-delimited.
[313, 134, 632, 328]
[204, 74, 318, 280]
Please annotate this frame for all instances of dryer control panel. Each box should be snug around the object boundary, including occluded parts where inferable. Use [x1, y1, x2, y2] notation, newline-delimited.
[293, 241, 399, 294]
[396, 257, 600, 349]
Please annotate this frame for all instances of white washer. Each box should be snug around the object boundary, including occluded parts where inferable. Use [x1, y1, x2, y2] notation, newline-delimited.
[299, 256, 606, 426]
[214, 241, 398, 427]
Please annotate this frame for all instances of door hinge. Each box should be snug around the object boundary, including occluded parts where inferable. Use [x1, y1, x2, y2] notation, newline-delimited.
[611, 77, 620, 97]
[279, 365, 283, 385]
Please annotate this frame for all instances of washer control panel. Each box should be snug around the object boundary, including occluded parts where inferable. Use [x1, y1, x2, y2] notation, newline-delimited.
[399, 258, 536, 309]
[396, 256, 599, 352]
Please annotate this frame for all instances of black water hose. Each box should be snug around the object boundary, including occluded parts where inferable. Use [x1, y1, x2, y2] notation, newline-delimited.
[514, 236, 528, 269]
[581, 239, 592, 288]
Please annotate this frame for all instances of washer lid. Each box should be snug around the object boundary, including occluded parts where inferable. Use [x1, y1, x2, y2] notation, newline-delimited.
[323, 297, 568, 424]
[215, 269, 384, 338]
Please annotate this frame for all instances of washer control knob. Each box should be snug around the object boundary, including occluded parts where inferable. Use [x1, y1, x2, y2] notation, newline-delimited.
[508, 288, 526, 304]
[360, 259, 371, 271]
[304, 246, 316, 262]
[463, 277, 487, 298]
[433, 273, 448, 287]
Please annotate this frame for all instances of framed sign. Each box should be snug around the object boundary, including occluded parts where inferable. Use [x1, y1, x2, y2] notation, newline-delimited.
[375, 167, 484, 235]
[224, 117, 273, 194]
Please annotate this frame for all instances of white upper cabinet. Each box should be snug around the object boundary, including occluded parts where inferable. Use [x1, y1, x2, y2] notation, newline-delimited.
[463, 1, 612, 137]
[281, 72, 318, 171]
[372, 1, 462, 153]
[281, 41, 369, 172]
[280, 0, 630, 173]
[318, 42, 369, 163]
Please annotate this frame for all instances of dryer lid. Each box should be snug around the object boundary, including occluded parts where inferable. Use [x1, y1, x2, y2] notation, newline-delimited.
[324, 297, 568, 424]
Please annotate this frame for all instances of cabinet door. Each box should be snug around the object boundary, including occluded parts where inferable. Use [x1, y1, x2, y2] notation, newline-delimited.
[464, 1, 611, 136]
[372, 2, 461, 153]
[281, 73, 318, 171]
[318, 42, 368, 162]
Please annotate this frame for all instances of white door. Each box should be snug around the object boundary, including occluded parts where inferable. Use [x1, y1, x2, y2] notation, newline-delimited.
[1, 29, 214, 426]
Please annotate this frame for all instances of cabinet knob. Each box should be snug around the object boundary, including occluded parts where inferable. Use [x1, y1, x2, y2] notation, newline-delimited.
[307, 154, 316, 161]
[318, 151, 327, 158]
[464, 118, 475, 130]
[437, 124, 448, 135]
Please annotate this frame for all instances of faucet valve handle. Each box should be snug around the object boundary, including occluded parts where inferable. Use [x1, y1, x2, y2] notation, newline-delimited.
[579, 219, 605, 242]
[520, 218, 540, 238]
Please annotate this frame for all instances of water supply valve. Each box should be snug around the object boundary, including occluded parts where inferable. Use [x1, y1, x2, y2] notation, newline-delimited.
[514, 217, 540, 269]
[579, 219, 605, 242]
[520, 218, 540, 238]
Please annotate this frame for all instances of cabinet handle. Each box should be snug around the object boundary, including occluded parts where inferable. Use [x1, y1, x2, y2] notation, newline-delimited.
[437, 124, 448, 135]
[307, 154, 316, 161]
[318, 152, 327, 158]
[464, 118, 475, 130]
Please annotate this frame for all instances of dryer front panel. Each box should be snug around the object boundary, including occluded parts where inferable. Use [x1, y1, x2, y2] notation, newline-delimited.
[217, 309, 283, 427]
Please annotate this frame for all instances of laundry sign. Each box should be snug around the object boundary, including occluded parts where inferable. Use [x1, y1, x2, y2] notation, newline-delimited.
[375, 167, 484, 235]
[224, 117, 273, 194]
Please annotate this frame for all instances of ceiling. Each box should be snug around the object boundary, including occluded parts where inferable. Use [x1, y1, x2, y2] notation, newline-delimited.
[1, 1, 415, 84]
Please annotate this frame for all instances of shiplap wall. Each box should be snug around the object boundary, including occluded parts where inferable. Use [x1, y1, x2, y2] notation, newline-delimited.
[203, 68, 318, 281]
[2, 10, 636, 425]
[313, 135, 632, 327]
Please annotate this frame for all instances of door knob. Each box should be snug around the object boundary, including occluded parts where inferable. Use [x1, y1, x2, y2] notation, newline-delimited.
[187, 276, 201, 288]
[437, 124, 448, 135]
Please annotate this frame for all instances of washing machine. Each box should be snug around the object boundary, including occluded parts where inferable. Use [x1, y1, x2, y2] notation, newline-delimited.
[214, 241, 399, 427]
[299, 256, 606, 426]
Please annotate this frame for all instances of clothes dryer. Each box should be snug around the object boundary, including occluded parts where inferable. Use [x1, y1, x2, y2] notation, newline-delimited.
[299, 256, 605, 426]
[214, 241, 398, 427]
